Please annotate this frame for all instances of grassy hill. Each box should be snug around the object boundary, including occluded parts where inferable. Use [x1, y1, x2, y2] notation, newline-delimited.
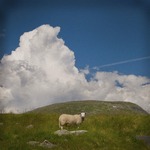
[0, 100, 150, 150]
[29, 100, 148, 115]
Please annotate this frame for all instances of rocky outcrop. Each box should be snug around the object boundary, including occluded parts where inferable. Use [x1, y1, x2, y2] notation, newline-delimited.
[54, 129, 88, 136]
[136, 136, 150, 146]
[26, 124, 34, 129]
[39, 140, 56, 148]
[27, 140, 56, 148]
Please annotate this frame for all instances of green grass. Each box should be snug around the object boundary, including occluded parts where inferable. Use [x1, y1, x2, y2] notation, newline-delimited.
[0, 113, 150, 150]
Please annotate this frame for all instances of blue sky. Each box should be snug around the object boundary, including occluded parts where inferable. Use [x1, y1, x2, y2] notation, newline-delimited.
[0, 0, 150, 77]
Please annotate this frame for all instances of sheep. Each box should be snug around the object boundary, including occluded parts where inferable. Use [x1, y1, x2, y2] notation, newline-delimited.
[59, 112, 86, 130]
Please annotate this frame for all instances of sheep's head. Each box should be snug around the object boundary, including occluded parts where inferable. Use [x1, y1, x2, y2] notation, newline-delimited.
[80, 112, 86, 121]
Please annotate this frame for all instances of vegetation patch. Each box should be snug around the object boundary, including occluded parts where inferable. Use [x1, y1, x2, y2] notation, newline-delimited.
[0, 113, 150, 149]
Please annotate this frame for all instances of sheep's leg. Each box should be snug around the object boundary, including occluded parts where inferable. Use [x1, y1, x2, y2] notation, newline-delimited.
[59, 124, 63, 130]
[59, 125, 63, 130]
[59, 121, 63, 130]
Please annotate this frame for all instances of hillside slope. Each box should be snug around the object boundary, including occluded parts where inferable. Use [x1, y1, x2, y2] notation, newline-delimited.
[1, 101, 150, 149]
[28, 100, 148, 115]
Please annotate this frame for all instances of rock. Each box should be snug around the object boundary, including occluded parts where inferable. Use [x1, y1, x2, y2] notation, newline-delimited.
[54, 129, 88, 136]
[27, 141, 39, 146]
[54, 129, 70, 136]
[27, 140, 56, 148]
[70, 130, 88, 135]
[26, 124, 34, 129]
[136, 136, 150, 146]
[39, 140, 56, 148]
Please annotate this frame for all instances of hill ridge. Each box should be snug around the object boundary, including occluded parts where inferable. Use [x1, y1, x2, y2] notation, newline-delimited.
[28, 100, 148, 115]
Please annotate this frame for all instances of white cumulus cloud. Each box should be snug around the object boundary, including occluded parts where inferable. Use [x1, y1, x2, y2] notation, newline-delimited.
[0, 24, 150, 113]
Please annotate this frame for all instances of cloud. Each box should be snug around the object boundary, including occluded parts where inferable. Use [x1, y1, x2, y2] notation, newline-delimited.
[0, 24, 150, 113]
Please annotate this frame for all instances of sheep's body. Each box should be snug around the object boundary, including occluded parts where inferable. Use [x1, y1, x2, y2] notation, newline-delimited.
[59, 113, 86, 129]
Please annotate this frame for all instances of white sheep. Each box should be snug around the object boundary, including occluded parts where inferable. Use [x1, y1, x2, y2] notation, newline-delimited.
[59, 112, 86, 130]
